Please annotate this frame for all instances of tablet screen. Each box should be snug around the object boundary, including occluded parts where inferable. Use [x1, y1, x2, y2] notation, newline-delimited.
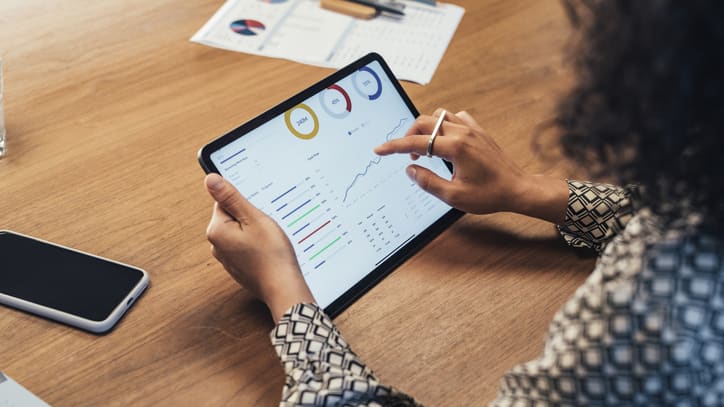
[201, 54, 459, 313]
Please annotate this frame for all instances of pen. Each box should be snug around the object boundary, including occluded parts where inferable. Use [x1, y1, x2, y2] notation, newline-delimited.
[344, 0, 405, 16]
[321, 0, 378, 19]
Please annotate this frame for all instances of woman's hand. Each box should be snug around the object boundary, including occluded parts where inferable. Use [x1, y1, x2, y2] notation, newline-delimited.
[374, 109, 568, 223]
[204, 173, 314, 322]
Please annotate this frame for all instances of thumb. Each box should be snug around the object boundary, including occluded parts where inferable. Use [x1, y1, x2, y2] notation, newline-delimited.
[205, 173, 255, 221]
[406, 165, 454, 203]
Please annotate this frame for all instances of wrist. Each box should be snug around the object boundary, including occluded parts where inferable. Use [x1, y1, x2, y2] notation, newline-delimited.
[509, 175, 568, 224]
[268, 296, 314, 324]
[264, 275, 315, 323]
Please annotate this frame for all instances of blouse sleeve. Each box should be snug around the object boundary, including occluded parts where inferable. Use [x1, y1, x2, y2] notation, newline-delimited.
[270, 303, 421, 407]
[557, 180, 637, 252]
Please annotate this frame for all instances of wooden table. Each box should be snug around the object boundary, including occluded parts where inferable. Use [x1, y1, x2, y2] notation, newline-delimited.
[0, 1, 595, 405]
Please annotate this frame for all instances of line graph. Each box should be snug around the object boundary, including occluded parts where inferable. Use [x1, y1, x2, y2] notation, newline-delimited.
[342, 118, 408, 203]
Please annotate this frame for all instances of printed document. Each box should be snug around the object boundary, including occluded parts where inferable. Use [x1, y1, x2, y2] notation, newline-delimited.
[191, 0, 465, 84]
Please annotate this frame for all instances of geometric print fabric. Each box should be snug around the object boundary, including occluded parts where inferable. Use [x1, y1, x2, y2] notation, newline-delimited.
[269, 181, 724, 406]
[271, 303, 419, 406]
[494, 210, 724, 406]
[557, 180, 636, 253]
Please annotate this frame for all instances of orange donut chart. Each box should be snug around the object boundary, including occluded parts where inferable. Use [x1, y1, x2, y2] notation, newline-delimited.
[285, 103, 320, 140]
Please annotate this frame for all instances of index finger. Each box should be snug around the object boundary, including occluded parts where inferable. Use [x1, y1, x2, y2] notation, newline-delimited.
[403, 115, 438, 138]
[374, 134, 455, 160]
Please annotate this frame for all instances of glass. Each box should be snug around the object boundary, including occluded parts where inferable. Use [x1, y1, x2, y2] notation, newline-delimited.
[0, 57, 5, 158]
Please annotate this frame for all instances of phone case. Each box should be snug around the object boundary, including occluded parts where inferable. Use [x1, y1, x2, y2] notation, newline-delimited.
[0, 230, 149, 334]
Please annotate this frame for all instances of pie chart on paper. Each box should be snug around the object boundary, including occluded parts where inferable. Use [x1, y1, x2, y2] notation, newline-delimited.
[230, 20, 266, 36]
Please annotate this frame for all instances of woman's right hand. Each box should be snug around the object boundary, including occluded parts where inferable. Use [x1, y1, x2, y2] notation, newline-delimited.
[374, 109, 568, 224]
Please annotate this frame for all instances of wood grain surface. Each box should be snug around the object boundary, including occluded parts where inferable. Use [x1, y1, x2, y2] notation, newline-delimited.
[0, 1, 594, 405]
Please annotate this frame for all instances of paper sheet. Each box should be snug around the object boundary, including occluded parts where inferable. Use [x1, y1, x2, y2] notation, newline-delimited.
[191, 0, 464, 85]
[0, 372, 50, 407]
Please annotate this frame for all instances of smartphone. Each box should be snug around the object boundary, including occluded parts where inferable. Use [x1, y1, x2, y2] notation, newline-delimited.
[0, 230, 149, 334]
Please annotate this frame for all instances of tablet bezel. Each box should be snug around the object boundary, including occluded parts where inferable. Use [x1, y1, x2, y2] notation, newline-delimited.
[198, 52, 463, 317]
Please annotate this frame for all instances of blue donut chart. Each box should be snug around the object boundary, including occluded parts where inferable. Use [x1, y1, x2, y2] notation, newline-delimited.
[353, 66, 382, 101]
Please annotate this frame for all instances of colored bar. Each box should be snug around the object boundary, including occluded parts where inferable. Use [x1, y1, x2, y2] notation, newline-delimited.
[304, 244, 315, 252]
[271, 185, 296, 204]
[314, 260, 326, 269]
[292, 223, 310, 236]
[287, 204, 321, 227]
[282, 199, 311, 220]
[298, 220, 331, 244]
[310, 236, 342, 260]
[276, 203, 288, 212]
[220, 148, 246, 164]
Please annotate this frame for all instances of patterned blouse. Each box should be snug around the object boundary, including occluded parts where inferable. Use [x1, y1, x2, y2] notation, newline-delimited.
[269, 180, 724, 406]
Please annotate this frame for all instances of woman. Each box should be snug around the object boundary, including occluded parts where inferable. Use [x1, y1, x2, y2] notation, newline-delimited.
[205, 0, 724, 405]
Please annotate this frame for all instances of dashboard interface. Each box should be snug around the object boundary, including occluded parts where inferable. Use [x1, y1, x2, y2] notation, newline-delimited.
[209, 60, 452, 308]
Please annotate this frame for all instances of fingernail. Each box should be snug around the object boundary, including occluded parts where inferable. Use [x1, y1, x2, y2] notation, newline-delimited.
[208, 174, 224, 191]
[406, 166, 416, 181]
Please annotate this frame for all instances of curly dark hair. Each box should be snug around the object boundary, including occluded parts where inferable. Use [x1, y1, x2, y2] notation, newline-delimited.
[556, 0, 724, 229]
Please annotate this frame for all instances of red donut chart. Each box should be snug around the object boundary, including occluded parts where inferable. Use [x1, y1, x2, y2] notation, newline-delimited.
[328, 84, 351, 112]
[319, 83, 352, 119]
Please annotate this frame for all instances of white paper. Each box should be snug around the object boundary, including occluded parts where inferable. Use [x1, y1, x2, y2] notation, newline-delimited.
[191, 0, 464, 85]
[0, 372, 50, 407]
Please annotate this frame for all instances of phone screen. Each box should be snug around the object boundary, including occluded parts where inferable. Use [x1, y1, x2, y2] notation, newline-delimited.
[0, 231, 146, 322]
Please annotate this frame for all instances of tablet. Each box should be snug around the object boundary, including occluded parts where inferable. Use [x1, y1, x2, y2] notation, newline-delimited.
[198, 53, 462, 317]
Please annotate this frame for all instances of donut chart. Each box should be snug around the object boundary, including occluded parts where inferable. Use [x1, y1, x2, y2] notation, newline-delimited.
[319, 84, 352, 119]
[353, 66, 382, 100]
[230, 19, 266, 36]
[285, 104, 319, 140]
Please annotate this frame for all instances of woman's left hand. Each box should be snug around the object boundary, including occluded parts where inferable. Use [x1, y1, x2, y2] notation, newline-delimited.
[204, 173, 315, 322]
